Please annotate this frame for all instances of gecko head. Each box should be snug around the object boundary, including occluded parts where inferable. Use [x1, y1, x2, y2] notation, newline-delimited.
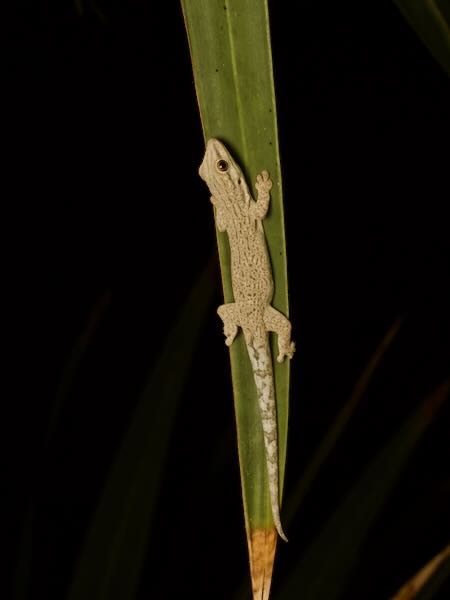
[199, 138, 244, 196]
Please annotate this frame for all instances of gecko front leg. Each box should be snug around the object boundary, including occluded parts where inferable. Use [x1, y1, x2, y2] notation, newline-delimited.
[217, 303, 240, 346]
[210, 196, 227, 232]
[250, 170, 272, 220]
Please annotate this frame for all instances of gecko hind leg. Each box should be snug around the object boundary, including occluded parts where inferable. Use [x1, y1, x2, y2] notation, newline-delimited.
[263, 306, 296, 362]
[217, 303, 240, 347]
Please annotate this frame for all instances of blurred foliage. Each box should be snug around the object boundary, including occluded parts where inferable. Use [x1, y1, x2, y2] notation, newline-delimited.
[393, 0, 450, 75]
[390, 545, 450, 600]
[65, 259, 216, 600]
[277, 382, 449, 600]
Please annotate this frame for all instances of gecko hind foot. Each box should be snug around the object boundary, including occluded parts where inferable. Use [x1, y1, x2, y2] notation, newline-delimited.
[225, 332, 237, 346]
[277, 341, 296, 363]
[217, 302, 239, 348]
[263, 306, 295, 363]
[223, 322, 238, 346]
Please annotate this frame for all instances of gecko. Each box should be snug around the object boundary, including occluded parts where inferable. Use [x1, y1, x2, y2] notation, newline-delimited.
[199, 138, 295, 542]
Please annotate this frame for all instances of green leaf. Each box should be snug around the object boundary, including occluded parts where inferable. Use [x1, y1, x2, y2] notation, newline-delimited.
[393, 0, 450, 75]
[65, 259, 215, 600]
[277, 381, 450, 600]
[181, 0, 289, 527]
[181, 0, 290, 594]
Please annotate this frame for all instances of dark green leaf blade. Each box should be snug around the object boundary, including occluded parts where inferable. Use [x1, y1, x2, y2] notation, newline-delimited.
[284, 318, 403, 525]
[65, 259, 215, 600]
[14, 291, 111, 600]
[277, 381, 450, 600]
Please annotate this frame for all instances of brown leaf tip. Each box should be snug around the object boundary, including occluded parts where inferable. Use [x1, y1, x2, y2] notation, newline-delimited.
[247, 528, 277, 600]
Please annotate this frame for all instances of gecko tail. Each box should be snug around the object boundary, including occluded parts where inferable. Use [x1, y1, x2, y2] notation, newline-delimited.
[246, 337, 288, 542]
[269, 478, 288, 542]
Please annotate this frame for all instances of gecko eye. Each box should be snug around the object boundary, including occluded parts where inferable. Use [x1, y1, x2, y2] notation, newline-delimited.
[216, 159, 229, 172]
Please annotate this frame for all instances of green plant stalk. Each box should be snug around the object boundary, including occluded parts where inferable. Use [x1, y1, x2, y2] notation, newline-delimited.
[181, 0, 290, 539]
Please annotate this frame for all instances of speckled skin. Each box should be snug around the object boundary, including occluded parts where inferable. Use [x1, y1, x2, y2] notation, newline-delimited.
[199, 139, 295, 541]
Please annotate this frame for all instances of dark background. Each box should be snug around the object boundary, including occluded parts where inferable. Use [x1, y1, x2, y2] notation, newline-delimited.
[6, 1, 450, 598]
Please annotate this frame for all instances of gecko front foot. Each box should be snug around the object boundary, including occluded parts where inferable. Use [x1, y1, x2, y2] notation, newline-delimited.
[255, 170, 273, 194]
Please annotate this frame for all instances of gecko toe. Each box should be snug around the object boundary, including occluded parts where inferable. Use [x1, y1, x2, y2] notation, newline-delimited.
[225, 334, 237, 346]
